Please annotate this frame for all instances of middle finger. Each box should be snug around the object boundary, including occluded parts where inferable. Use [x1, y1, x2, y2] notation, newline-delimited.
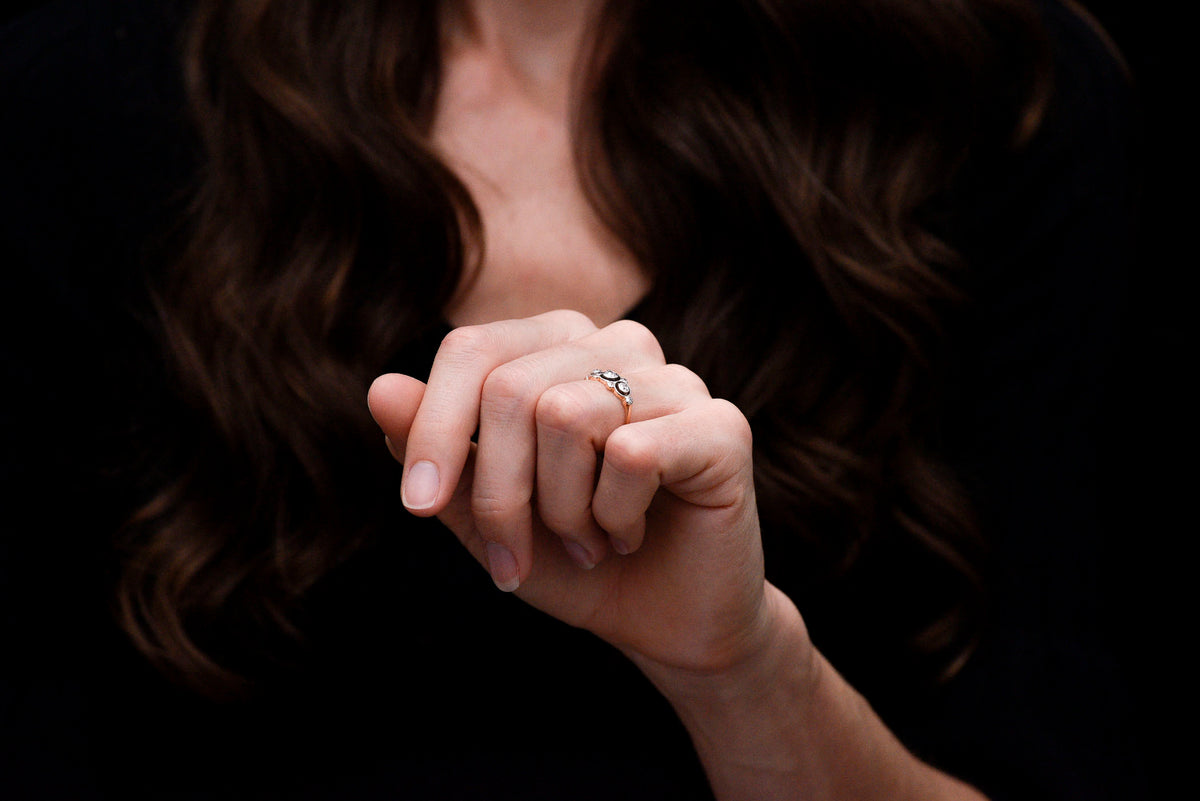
[534, 364, 712, 566]
[471, 320, 665, 589]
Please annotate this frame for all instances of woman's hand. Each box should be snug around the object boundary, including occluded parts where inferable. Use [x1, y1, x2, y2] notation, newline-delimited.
[367, 309, 774, 674]
[368, 310, 989, 801]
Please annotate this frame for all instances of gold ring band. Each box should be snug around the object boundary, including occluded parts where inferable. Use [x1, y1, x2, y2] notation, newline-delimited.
[587, 369, 633, 425]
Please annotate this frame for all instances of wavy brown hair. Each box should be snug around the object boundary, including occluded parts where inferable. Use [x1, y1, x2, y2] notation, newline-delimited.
[118, 0, 1050, 696]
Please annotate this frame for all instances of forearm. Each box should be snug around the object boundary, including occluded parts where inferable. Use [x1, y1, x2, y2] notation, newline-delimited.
[632, 585, 987, 801]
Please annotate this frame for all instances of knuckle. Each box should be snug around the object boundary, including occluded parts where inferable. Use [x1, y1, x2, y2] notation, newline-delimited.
[481, 362, 537, 410]
[535, 385, 590, 435]
[547, 308, 597, 334]
[439, 324, 495, 360]
[710, 398, 754, 453]
[661, 363, 710, 397]
[603, 427, 659, 477]
[470, 490, 525, 522]
[605, 320, 665, 362]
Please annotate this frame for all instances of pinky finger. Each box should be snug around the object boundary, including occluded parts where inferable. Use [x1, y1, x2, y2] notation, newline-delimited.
[592, 401, 754, 553]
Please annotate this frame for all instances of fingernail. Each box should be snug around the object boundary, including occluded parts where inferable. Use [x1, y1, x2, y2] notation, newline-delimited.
[401, 461, 439, 510]
[563, 540, 596, 570]
[486, 542, 520, 592]
[611, 537, 632, 556]
[383, 435, 402, 462]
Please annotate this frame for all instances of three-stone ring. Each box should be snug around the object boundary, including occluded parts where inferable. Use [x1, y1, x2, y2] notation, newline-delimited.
[587, 369, 633, 425]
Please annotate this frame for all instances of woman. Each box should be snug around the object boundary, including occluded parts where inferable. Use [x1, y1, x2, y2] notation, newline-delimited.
[0, 0, 1141, 798]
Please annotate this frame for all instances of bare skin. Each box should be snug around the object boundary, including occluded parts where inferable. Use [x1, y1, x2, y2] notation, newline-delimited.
[433, 0, 649, 327]
[368, 2, 992, 799]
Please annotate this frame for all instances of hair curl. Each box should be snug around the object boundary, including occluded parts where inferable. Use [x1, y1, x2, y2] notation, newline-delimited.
[118, 0, 1050, 696]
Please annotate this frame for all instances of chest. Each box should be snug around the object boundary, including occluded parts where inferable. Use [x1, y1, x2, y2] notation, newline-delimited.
[430, 60, 648, 327]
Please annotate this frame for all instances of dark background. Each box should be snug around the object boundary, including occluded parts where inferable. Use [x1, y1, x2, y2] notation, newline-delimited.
[1079, 2, 1182, 795]
[3, 0, 1181, 793]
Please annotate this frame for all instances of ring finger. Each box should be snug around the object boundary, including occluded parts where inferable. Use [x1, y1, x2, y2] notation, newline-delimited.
[470, 322, 664, 587]
[534, 364, 711, 565]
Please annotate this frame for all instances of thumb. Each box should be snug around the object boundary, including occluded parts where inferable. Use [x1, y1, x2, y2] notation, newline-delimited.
[367, 372, 485, 564]
[367, 373, 427, 460]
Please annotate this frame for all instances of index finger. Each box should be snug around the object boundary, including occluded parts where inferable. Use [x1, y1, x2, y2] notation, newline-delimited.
[399, 309, 597, 515]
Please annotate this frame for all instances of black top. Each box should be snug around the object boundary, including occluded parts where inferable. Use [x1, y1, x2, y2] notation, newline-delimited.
[1, 1, 1150, 798]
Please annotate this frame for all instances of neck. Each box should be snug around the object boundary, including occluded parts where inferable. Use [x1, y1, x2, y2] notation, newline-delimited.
[441, 0, 604, 103]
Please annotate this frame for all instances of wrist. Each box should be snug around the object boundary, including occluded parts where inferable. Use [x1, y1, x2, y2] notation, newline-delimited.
[626, 585, 827, 798]
[626, 584, 988, 801]
[628, 582, 816, 719]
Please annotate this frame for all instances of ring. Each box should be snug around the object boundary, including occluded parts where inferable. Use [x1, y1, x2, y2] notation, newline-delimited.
[588, 369, 633, 425]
